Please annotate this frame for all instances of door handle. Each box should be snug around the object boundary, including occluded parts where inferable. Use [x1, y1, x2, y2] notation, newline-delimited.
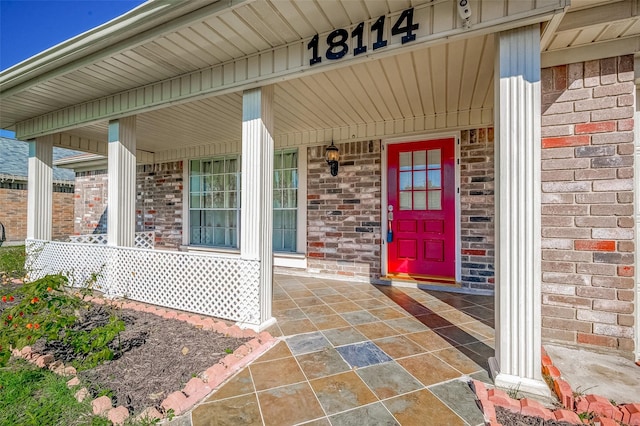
[387, 207, 393, 243]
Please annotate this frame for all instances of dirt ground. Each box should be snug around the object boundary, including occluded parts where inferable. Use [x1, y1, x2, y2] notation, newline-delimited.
[4, 293, 250, 416]
[496, 406, 578, 426]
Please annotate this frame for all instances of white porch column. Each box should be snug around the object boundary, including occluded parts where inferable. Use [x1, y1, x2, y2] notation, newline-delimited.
[491, 25, 550, 396]
[27, 135, 53, 240]
[107, 116, 137, 247]
[241, 86, 275, 329]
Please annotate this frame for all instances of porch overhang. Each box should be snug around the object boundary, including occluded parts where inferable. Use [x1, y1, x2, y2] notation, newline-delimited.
[1, 0, 571, 148]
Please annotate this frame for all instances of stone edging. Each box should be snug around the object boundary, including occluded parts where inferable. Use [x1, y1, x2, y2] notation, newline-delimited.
[11, 293, 277, 425]
[470, 347, 640, 426]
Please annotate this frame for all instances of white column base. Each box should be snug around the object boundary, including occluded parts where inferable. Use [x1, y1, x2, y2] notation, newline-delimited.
[489, 357, 552, 398]
[236, 317, 277, 332]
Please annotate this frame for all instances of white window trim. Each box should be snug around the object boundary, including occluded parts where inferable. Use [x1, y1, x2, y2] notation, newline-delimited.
[182, 147, 307, 261]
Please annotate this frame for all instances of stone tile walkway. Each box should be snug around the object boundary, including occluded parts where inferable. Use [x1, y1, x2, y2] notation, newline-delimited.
[191, 275, 495, 425]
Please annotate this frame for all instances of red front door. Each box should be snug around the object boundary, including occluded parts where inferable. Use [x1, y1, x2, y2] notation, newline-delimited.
[387, 139, 456, 279]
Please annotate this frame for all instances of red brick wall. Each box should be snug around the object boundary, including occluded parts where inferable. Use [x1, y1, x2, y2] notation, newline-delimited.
[307, 141, 382, 280]
[541, 55, 635, 354]
[0, 186, 75, 243]
[74, 170, 108, 235]
[136, 162, 184, 250]
[460, 128, 495, 290]
[73, 163, 184, 249]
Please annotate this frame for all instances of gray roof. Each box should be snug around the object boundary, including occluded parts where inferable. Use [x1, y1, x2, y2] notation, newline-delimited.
[0, 137, 79, 182]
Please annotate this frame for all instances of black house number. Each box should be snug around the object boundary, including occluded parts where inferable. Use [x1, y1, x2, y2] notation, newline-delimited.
[307, 8, 419, 66]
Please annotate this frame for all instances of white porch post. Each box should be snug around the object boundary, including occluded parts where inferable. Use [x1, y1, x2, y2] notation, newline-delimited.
[241, 86, 275, 329]
[107, 116, 137, 247]
[491, 25, 550, 396]
[27, 135, 53, 240]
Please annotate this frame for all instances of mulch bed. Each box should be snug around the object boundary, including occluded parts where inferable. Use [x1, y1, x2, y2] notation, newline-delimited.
[496, 406, 577, 426]
[2, 285, 252, 416]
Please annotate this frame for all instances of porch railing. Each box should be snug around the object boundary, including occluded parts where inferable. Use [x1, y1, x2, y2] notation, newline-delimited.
[67, 231, 155, 249]
[25, 239, 261, 325]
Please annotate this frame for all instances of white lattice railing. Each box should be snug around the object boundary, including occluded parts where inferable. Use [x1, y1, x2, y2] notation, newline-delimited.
[26, 239, 261, 325]
[67, 231, 155, 249]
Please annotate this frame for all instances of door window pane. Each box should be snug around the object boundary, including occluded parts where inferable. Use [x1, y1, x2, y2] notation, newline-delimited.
[413, 151, 426, 170]
[428, 149, 441, 169]
[428, 170, 441, 189]
[399, 152, 412, 171]
[400, 192, 412, 210]
[400, 172, 412, 190]
[413, 171, 426, 190]
[428, 190, 442, 210]
[414, 191, 427, 210]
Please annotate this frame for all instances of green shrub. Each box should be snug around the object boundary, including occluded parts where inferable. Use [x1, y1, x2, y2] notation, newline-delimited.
[0, 274, 125, 369]
[0, 245, 26, 280]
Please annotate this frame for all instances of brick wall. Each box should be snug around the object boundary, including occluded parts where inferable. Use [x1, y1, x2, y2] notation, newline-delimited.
[307, 141, 382, 280]
[460, 128, 495, 290]
[0, 186, 75, 243]
[73, 162, 184, 249]
[136, 161, 184, 250]
[74, 170, 108, 235]
[541, 55, 635, 355]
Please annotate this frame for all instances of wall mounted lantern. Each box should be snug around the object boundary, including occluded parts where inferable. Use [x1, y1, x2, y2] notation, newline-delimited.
[325, 141, 339, 176]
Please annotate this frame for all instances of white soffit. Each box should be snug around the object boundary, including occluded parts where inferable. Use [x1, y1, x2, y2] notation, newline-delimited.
[55, 34, 495, 154]
[2, 0, 565, 132]
[544, 0, 640, 54]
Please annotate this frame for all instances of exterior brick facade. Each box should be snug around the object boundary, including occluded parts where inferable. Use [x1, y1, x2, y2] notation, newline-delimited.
[460, 128, 495, 290]
[73, 162, 184, 250]
[0, 186, 74, 243]
[136, 161, 184, 250]
[74, 170, 109, 235]
[541, 55, 635, 355]
[306, 141, 382, 280]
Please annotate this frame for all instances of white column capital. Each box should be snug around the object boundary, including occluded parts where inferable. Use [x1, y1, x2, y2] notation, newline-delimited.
[27, 135, 54, 241]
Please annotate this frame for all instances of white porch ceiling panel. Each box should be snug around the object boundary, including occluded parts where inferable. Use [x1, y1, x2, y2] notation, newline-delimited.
[544, 0, 640, 52]
[55, 34, 495, 155]
[1, 0, 562, 132]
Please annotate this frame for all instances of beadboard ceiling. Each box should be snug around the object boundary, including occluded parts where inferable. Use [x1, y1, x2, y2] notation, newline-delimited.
[1, 0, 638, 154]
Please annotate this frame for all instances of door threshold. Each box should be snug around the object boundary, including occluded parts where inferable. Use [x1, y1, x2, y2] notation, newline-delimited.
[382, 273, 460, 287]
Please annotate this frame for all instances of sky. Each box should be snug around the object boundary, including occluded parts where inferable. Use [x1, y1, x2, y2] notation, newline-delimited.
[0, 0, 145, 137]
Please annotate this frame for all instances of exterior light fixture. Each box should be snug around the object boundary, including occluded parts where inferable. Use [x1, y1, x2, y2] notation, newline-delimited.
[325, 141, 339, 176]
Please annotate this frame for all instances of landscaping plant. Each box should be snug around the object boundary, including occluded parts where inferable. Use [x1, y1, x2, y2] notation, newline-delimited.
[0, 273, 126, 370]
[0, 245, 26, 281]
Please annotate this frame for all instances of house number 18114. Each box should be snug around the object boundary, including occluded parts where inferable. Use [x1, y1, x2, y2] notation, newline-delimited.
[307, 8, 419, 66]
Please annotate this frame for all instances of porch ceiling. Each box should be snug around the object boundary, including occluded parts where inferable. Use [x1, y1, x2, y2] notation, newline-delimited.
[1, 0, 441, 130]
[3, 0, 637, 147]
[544, 0, 640, 52]
[54, 34, 496, 153]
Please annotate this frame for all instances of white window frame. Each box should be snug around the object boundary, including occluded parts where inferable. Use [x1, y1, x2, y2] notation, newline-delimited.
[182, 147, 307, 268]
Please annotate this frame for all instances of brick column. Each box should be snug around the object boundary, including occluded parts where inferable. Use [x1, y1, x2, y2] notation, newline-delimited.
[492, 25, 550, 397]
[107, 117, 137, 247]
[241, 86, 275, 330]
[27, 135, 53, 241]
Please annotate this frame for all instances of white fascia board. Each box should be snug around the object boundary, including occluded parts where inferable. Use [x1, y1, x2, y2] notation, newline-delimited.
[53, 154, 107, 170]
[542, 36, 640, 68]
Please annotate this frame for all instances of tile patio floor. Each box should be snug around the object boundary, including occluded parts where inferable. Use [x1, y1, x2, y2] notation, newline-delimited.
[191, 274, 495, 426]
